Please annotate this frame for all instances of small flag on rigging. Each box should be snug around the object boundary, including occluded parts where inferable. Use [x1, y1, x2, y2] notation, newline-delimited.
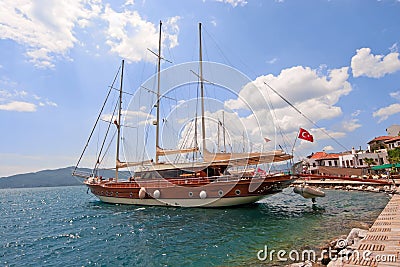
[264, 137, 271, 143]
[298, 128, 314, 142]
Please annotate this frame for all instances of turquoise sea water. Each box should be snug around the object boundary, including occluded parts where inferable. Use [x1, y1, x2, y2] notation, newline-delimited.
[0, 186, 390, 266]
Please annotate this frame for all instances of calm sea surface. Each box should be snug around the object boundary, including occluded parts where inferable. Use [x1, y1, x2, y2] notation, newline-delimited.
[0, 186, 390, 266]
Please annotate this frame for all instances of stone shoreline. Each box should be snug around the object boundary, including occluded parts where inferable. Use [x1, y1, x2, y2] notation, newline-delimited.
[286, 188, 399, 267]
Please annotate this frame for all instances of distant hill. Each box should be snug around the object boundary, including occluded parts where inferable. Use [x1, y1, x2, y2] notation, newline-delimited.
[0, 167, 130, 189]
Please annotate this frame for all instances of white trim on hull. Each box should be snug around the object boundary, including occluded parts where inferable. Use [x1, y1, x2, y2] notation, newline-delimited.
[96, 195, 271, 207]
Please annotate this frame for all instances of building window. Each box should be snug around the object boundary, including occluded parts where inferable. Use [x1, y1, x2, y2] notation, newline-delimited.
[359, 159, 363, 166]
[313, 162, 316, 167]
[328, 161, 332, 166]
[350, 160, 354, 166]
[334, 160, 338, 166]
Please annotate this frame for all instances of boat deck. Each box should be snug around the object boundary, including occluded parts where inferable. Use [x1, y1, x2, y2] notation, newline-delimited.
[343, 193, 400, 266]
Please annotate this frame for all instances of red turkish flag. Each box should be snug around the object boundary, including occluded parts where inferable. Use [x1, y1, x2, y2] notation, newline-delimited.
[298, 128, 314, 142]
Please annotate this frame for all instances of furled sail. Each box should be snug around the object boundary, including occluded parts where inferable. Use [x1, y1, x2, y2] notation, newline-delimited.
[116, 159, 153, 169]
[203, 149, 292, 166]
[156, 146, 199, 156]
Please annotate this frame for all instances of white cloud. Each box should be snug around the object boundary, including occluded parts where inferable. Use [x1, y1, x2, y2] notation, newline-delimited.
[341, 118, 362, 132]
[225, 65, 351, 133]
[351, 48, 400, 78]
[102, 5, 180, 63]
[373, 103, 400, 123]
[46, 101, 58, 107]
[323, 145, 334, 151]
[219, 65, 352, 155]
[163, 16, 180, 49]
[0, 101, 36, 112]
[215, 0, 248, 7]
[0, 88, 57, 111]
[124, 0, 135, 6]
[266, 58, 278, 64]
[102, 109, 155, 126]
[0, 0, 101, 68]
[1, 1, 181, 67]
[351, 109, 361, 117]
[389, 43, 398, 53]
[390, 91, 400, 101]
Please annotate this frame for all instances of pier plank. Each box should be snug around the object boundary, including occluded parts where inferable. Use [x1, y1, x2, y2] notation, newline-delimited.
[342, 194, 400, 267]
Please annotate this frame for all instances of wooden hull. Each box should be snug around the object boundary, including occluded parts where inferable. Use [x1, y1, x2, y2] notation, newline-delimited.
[85, 175, 294, 207]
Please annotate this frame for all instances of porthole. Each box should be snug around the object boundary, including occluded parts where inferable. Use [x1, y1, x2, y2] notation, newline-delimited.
[188, 191, 193, 197]
[218, 190, 224, 197]
[129, 192, 133, 198]
[101, 191, 104, 195]
[235, 189, 241, 195]
[115, 192, 119, 197]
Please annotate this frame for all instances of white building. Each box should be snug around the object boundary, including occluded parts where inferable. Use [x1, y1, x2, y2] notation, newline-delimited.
[385, 136, 400, 150]
[339, 148, 388, 168]
[305, 148, 388, 173]
[386, 124, 400, 137]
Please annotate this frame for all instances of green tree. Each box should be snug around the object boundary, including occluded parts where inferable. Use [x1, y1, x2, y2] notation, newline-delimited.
[388, 147, 400, 164]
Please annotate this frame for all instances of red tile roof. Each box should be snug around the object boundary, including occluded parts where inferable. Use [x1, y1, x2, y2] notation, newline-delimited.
[310, 151, 341, 160]
[385, 136, 400, 143]
[367, 136, 393, 144]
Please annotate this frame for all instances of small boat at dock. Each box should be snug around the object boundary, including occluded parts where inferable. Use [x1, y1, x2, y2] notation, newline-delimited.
[293, 184, 325, 202]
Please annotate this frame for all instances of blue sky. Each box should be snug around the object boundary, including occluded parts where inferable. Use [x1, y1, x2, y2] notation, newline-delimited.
[1, 0, 400, 177]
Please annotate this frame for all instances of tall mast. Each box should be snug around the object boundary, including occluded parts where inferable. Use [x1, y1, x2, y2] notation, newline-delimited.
[115, 59, 124, 181]
[217, 119, 220, 152]
[199, 22, 206, 154]
[222, 110, 226, 153]
[155, 21, 162, 163]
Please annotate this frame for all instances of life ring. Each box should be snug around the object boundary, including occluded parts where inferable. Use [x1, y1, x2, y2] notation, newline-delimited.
[199, 190, 207, 199]
[153, 190, 160, 199]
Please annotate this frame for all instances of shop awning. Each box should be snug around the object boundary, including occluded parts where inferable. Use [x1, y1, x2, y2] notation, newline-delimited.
[371, 163, 400, 170]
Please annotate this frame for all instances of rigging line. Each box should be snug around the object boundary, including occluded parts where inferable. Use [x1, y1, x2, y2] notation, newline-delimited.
[99, 118, 137, 129]
[147, 48, 173, 64]
[190, 70, 215, 85]
[140, 85, 177, 101]
[109, 86, 135, 97]
[264, 82, 349, 152]
[203, 26, 234, 67]
[166, 41, 176, 67]
[263, 85, 293, 154]
[98, 129, 117, 167]
[73, 65, 121, 175]
[94, 96, 119, 171]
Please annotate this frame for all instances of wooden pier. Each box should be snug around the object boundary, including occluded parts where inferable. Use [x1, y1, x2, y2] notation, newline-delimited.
[343, 194, 400, 266]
